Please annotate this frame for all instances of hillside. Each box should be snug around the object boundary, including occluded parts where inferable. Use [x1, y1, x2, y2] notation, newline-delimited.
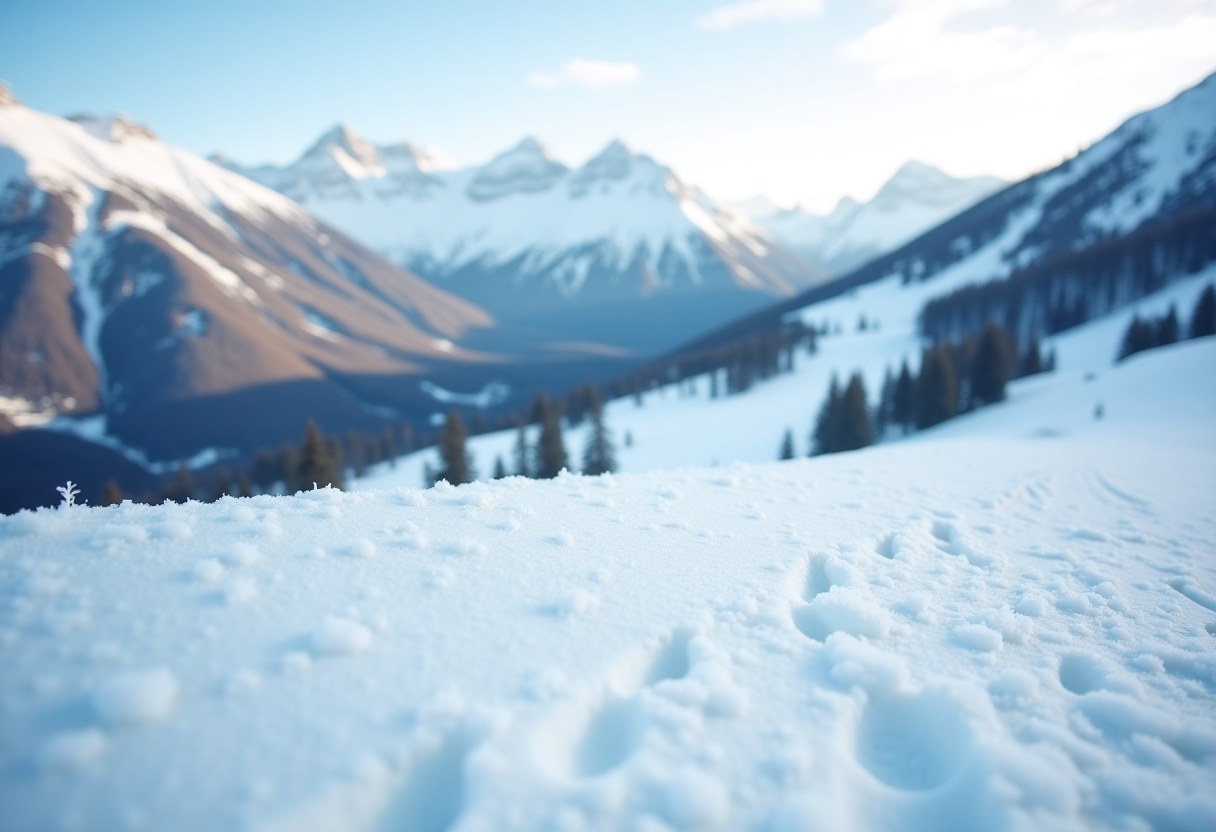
[225, 133, 828, 353]
[1, 320, 1213, 831]
[670, 71, 1216, 359]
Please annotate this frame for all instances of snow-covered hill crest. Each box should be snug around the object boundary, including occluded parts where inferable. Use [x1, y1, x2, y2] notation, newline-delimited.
[226, 130, 827, 352]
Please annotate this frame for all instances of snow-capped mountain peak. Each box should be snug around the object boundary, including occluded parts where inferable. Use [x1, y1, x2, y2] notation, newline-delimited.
[302, 123, 383, 178]
[466, 136, 568, 202]
[743, 162, 1007, 275]
[67, 114, 158, 144]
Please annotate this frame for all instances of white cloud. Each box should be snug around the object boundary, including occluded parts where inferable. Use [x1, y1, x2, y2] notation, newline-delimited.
[529, 59, 641, 90]
[841, 0, 1216, 85]
[695, 0, 825, 31]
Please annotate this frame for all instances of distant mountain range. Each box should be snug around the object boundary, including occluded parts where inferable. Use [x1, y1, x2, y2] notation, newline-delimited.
[0, 91, 526, 466]
[220, 132, 828, 353]
[737, 162, 1006, 276]
[676, 70, 1216, 356]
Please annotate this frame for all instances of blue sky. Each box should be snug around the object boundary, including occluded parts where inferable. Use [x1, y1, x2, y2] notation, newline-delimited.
[2, 0, 1214, 212]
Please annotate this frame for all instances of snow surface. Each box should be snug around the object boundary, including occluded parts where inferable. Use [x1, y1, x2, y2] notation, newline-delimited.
[361, 262, 1216, 485]
[2, 317, 1214, 831]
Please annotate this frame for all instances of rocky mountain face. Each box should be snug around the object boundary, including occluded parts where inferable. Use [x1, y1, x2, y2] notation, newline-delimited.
[0, 92, 527, 471]
[225, 134, 828, 354]
[741, 162, 1007, 277]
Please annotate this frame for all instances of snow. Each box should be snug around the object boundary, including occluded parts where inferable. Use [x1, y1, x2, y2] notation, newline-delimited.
[233, 131, 800, 296]
[748, 161, 1007, 274]
[1, 315, 1214, 829]
[356, 262, 1216, 488]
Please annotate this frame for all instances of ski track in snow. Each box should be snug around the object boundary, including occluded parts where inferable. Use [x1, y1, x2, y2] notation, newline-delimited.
[1, 352, 1215, 832]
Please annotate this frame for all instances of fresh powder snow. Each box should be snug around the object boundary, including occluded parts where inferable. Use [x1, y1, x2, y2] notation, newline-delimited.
[1, 325, 1214, 830]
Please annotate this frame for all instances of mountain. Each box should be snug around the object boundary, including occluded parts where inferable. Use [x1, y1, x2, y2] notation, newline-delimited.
[741, 162, 1007, 276]
[676, 71, 1216, 357]
[224, 133, 828, 353]
[0, 91, 527, 472]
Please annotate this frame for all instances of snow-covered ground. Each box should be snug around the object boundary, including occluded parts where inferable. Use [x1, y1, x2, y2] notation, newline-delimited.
[356, 264, 1216, 488]
[2, 316, 1214, 829]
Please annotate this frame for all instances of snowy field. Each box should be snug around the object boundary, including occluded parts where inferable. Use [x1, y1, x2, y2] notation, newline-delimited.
[1, 330, 1214, 830]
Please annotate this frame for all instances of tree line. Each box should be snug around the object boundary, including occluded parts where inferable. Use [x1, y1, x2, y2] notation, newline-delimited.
[919, 208, 1216, 346]
[1118, 283, 1216, 361]
[428, 387, 618, 486]
[799, 321, 1052, 458]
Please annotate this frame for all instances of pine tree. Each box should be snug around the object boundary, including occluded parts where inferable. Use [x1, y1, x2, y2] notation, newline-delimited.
[875, 367, 894, 438]
[299, 421, 342, 489]
[512, 420, 531, 477]
[436, 410, 475, 485]
[970, 322, 1010, 407]
[235, 471, 252, 498]
[1155, 305, 1179, 347]
[811, 375, 841, 456]
[399, 423, 414, 454]
[915, 347, 958, 429]
[1019, 337, 1045, 377]
[1190, 284, 1216, 339]
[779, 428, 795, 460]
[582, 392, 618, 476]
[534, 396, 568, 479]
[893, 360, 914, 433]
[1118, 316, 1155, 360]
[838, 374, 874, 451]
[492, 455, 507, 479]
[101, 479, 124, 506]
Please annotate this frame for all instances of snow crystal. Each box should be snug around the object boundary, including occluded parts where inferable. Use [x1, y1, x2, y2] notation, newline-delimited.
[93, 669, 178, 727]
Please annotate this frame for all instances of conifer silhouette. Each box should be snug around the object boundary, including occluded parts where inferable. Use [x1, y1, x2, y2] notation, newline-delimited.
[534, 396, 568, 479]
[582, 392, 618, 476]
[436, 410, 474, 485]
[492, 455, 507, 480]
[779, 428, 795, 460]
[970, 322, 1010, 407]
[1190, 284, 1216, 339]
[811, 375, 841, 456]
[893, 360, 914, 433]
[512, 420, 531, 477]
[837, 374, 873, 452]
[299, 421, 342, 489]
[915, 347, 958, 429]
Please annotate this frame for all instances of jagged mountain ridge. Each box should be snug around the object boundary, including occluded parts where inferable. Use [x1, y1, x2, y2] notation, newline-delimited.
[740, 162, 1007, 276]
[225, 132, 828, 353]
[0, 94, 519, 463]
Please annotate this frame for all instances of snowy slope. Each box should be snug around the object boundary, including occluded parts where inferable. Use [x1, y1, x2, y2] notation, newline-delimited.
[2, 333, 1214, 831]
[742, 162, 1006, 276]
[227, 133, 827, 353]
[0, 92, 506, 465]
[355, 260, 1216, 486]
